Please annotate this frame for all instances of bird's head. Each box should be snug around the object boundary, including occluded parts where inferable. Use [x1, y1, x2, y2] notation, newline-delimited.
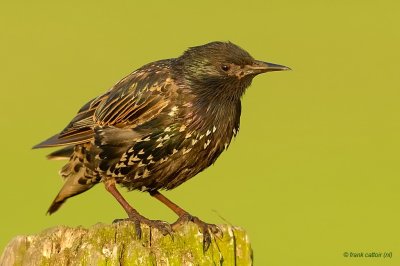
[176, 41, 290, 103]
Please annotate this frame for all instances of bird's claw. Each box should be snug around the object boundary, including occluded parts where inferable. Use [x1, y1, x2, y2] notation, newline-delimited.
[113, 215, 173, 239]
[172, 213, 223, 251]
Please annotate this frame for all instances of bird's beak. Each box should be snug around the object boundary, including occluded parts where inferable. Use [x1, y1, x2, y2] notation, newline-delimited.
[246, 60, 291, 75]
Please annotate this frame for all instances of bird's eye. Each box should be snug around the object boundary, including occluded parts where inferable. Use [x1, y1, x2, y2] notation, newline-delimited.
[221, 65, 230, 71]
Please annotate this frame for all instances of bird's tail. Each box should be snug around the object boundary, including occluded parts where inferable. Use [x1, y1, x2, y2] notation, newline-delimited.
[46, 146, 74, 160]
[47, 145, 99, 214]
[47, 174, 95, 214]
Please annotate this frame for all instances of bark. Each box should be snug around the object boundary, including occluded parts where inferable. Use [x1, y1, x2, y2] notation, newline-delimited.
[0, 222, 252, 265]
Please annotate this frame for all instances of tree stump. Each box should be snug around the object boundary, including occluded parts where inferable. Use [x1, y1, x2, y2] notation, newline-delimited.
[0, 222, 252, 265]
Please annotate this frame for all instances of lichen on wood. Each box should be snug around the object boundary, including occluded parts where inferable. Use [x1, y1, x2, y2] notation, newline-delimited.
[0, 222, 252, 265]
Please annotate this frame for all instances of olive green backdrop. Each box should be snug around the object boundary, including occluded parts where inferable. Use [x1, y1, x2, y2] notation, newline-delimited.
[1, 1, 399, 265]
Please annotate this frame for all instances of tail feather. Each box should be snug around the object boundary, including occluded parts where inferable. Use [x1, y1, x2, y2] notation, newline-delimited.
[46, 146, 74, 160]
[47, 198, 67, 214]
[47, 174, 95, 214]
[47, 144, 99, 214]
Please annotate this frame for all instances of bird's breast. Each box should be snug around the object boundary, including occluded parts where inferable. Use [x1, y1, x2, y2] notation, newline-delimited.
[102, 101, 241, 190]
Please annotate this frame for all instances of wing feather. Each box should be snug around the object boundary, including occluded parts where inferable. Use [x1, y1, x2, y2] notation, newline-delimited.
[34, 60, 176, 149]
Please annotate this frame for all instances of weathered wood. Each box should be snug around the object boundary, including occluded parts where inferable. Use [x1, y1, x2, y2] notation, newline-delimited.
[0, 222, 252, 265]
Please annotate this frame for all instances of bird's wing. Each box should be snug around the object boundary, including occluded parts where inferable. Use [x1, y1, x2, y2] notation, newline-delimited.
[33, 93, 109, 148]
[94, 65, 174, 128]
[34, 61, 177, 149]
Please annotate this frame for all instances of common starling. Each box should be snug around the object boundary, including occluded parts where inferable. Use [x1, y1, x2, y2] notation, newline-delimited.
[34, 41, 290, 249]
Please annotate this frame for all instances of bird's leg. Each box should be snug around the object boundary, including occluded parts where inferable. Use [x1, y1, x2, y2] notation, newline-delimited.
[104, 181, 172, 238]
[149, 190, 222, 251]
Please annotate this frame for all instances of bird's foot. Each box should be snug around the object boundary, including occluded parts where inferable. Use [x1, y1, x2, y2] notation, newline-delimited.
[171, 212, 223, 251]
[113, 213, 172, 239]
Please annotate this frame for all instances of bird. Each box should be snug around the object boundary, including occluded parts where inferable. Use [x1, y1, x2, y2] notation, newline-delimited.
[34, 41, 290, 249]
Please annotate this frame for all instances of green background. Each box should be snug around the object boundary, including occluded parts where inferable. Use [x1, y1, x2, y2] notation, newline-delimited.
[1, 1, 399, 265]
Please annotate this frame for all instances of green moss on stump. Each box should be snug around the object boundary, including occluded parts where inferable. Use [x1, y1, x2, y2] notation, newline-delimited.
[0, 222, 252, 265]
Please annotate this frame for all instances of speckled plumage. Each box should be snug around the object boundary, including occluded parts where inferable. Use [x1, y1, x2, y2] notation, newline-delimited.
[34, 42, 289, 240]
